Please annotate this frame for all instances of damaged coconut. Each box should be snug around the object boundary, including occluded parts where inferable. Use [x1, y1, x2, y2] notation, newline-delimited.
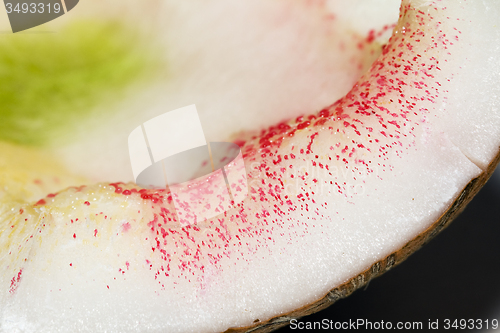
[1, 0, 500, 332]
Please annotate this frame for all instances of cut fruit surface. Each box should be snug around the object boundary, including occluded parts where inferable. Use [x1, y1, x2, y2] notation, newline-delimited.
[52, 0, 401, 183]
[1, 0, 499, 332]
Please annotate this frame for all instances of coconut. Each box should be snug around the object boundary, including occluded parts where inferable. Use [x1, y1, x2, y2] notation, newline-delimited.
[0, 0, 499, 332]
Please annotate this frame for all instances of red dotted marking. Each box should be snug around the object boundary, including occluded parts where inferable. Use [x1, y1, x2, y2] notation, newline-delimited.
[9, 269, 23, 294]
[35, 199, 46, 206]
[58, 2, 460, 289]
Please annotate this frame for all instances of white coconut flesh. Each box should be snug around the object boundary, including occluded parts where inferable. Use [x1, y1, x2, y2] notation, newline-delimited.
[1, 0, 500, 332]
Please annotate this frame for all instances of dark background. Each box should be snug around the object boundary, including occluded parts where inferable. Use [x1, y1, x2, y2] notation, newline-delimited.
[278, 166, 500, 332]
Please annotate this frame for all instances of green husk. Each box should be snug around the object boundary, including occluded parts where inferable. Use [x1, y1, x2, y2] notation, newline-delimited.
[0, 20, 159, 146]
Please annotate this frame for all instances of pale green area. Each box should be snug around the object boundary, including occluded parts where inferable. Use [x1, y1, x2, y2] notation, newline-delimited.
[0, 20, 159, 146]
